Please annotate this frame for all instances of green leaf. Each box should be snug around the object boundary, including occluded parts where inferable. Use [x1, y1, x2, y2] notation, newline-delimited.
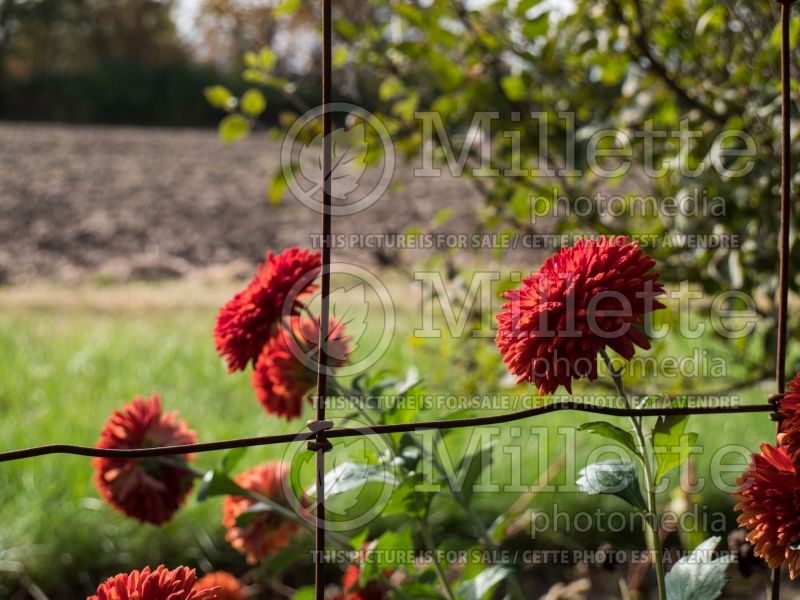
[221, 447, 247, 473]
[264, 539, 314, 576]
[306, 461, 396, 497]
[204, 85, 235, 111]
[457, 565, 511, 600]
[515, 0, 542, 16]
[500, 75, 528, 102]
[382, 474, 434, 518]
[459, 442, 495, 506]
[234, 500, 277, 527]
[379, 77, 404, 101]
[433, 207, 454, 226]
[579, 421, 640, 457]
[577, 461, 646, 511]
[243, 51, 259, 68]
[274, 0, 301, 17]
[522, 13, 549, 40]
[233, 496, 302, 528]
[373, 527, 413, 570]
[197, 468, 247, 501]
[292, 586, 315, 600]
[333, 47, 348, 68]
[259, 47, 277, 70]
[241, 89, 266, 117]
[392, 93, 419, 121]
[665, 536, 732, 600]
[268, 169, 288, 205]
[219, 114, 251, 144]
[652, 414, 699, 485]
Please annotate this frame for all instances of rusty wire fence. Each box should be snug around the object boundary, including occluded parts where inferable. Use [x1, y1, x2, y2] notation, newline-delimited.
[0, 1, 797, 599]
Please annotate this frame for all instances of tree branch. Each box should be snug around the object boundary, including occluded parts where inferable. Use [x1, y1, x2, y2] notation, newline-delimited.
[607, 0, 726, 125]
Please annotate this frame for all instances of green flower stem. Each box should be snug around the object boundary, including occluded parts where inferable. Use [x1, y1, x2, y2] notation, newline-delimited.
[403, 437, 526, 600]
[599, 348, 666, 600]
[159, 458, 352, 548]
[419, 516, 457, 600]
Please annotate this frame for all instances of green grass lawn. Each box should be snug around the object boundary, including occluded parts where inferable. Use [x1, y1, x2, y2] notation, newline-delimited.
[0, 281, 782, 597]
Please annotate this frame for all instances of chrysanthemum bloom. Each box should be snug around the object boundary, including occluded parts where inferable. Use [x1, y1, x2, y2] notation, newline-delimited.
[252, 316, 351, 419]
[93, 395, 197, 525]
[496, 236, 664, 394]
[340, 565, 389, 600]
[88, 565, 217, 600]
[734, 443, 800, 578]
[223, 461, 301, 564]
[214, 247, 321, 372]
[778, 372, 800, 469]
[194, 572, 244, 600]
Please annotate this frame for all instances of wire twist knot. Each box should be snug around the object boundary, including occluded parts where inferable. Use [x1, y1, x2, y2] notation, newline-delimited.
[307, 419, 334, 452]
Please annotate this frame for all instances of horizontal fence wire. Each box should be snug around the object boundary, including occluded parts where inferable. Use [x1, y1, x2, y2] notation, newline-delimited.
[0, 402, 775, 463]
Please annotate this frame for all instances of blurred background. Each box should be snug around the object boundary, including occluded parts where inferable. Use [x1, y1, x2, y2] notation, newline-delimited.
[1, 0, 799, 598]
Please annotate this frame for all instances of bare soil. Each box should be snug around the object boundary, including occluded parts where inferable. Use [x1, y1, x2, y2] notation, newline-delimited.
[0, 122, 482, 284]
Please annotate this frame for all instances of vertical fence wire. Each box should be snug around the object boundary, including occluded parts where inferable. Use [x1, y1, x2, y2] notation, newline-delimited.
[313, 0, 334, 598]
[772, 1, 795, 598]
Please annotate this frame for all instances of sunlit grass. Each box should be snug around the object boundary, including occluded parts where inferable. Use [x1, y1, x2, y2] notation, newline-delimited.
[0, 280, 779, 596]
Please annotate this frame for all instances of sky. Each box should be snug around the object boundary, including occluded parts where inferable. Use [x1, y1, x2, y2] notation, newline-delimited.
[173, 0, 576, 43]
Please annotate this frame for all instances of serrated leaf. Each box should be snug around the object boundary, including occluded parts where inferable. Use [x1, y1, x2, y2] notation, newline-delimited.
[579, 421, 640, 457]
[457, 565, 511, 600]
[204, 85, 235, 111]
[241, 89, 266, 117]
[306, 461, 395, 497]
[652, 414, 699, 484]
[577, 461, 646, 511]
[665, 536, 732, 600]
[219, 114, 250, 144]
[297, 124, 368, 201]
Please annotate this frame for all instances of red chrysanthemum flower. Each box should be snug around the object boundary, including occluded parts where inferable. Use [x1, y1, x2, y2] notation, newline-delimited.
[734, 443, 800, 578]
[214, 247, 321, 372]
[93, 395, 197, 525]
[496, 236, 664, 394]
[252, 316, 351, 419]
[194, 572, 244, 600]
[223, 461, 301, 564]
[779, 372, 800, 469]
[340, 565, 389, 600]
[88, 565, 217, 600]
